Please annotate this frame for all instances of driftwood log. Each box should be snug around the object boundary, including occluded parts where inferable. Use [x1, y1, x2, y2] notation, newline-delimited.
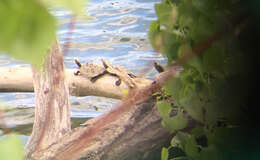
[29, 97, 199, 160]
[29, 98, 171, 160]
[0, 66, 151, 99]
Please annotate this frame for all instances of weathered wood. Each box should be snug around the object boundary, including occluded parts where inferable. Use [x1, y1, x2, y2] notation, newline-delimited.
[0, 67, 151, 99]
[29, 98, 172, 160]
[0, 67, 34, 92]
[27, 98, 199, 160]
[25, 39, 71, 158]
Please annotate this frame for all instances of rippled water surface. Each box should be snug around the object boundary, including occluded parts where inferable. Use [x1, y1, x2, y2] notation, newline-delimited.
[0, 0, 165, 134]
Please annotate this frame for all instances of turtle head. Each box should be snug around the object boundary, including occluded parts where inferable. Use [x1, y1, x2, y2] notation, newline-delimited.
[74, 59, 82, 68]
[154, 62, 164, 73]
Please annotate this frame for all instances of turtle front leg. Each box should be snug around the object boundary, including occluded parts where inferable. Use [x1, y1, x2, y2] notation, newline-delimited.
[90, 71, 107, 82]
[74, 70, 81, 76]
[115, 78, 121, 86]
[154, 62, 164, 73]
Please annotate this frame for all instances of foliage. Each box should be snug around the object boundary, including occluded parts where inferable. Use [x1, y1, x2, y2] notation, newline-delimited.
[157, 97, 187, 133]
[0, 0, 56, 67]
[0, 0, 87, 68]
[161, 147, 169, 160]
[0, 135, 24, 160]
[0, 0, 87, 159]
[150, 0, 256, 159]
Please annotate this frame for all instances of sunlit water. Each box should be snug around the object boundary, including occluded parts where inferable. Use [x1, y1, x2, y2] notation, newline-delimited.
[0, 0, 165, 134]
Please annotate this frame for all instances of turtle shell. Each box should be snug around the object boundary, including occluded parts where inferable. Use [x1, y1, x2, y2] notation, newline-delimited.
[78, 62, 106, 79]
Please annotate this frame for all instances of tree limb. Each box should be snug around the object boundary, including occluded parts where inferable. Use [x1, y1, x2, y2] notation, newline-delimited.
[0, 67, 151, 99]
[25, 39, 71, 158]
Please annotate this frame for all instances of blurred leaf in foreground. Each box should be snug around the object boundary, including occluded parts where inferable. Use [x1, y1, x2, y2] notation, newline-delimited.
[0, 134, 24, 160]
[161, 147, 169, 160]
[157, 100, 187, 133]
[0, 0, 56, 67]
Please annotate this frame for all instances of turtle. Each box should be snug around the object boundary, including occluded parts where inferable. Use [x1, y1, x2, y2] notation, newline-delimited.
[74, 59, 137, 88]
[153, 62, 164, 73]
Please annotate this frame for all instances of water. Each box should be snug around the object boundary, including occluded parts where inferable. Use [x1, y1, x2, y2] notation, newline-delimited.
[0, 0, 166, 134]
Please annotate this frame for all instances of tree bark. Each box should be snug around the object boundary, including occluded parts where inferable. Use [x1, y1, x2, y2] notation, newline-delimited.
[25, 39, 71, 158]
[0, 67, 151, 99]
[27, 97, 199, 160]
[29, 98, 172, 160]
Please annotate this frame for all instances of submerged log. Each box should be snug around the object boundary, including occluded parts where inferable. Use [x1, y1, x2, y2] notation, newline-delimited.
[0, 67, 151, 99]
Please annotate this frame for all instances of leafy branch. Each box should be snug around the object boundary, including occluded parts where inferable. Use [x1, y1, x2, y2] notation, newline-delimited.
[149, 0, 255, 159]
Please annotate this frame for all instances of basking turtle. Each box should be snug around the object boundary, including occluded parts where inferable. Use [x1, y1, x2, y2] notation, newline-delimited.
[153, 62, 164, 73]
[74, 59, 107, 82]
[74, 59, 137, 88]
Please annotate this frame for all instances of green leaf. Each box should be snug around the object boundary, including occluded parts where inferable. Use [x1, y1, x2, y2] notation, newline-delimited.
[177, 81, 204, 123]
[0, 0, 56, 67]
[166, 111, 188, 132]
[164, 78, 183, 106]
[157, 101, 188, 132]
[162, 32, 181, 62]
[171, 132, 200, 159]
[177, 43, 203, 73]
[189, 14, 217, 43]
[161, 147, 169, 160]
[157, 100, 172, 118]
[155, 3, 178, 27]
[182, 96, 204, 123]
[177, 0, 200, 27]
[149, 20, 161, 52]
[171, 157, 190, 160]
[184, 136, 200, 158]
[171, 132, 189, 148]
[0, 135, 24, 160]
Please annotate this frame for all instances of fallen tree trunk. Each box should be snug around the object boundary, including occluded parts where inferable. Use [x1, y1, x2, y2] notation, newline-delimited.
[30, 98, 171, 160]
[28, 96, 199, 160]
[0, 67, 151, 99]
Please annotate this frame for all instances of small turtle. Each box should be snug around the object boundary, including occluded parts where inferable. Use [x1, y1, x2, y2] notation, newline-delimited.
[154, 62, 164, 73]
[74, 59, 108, 82]
[74, 59, 137, 88]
